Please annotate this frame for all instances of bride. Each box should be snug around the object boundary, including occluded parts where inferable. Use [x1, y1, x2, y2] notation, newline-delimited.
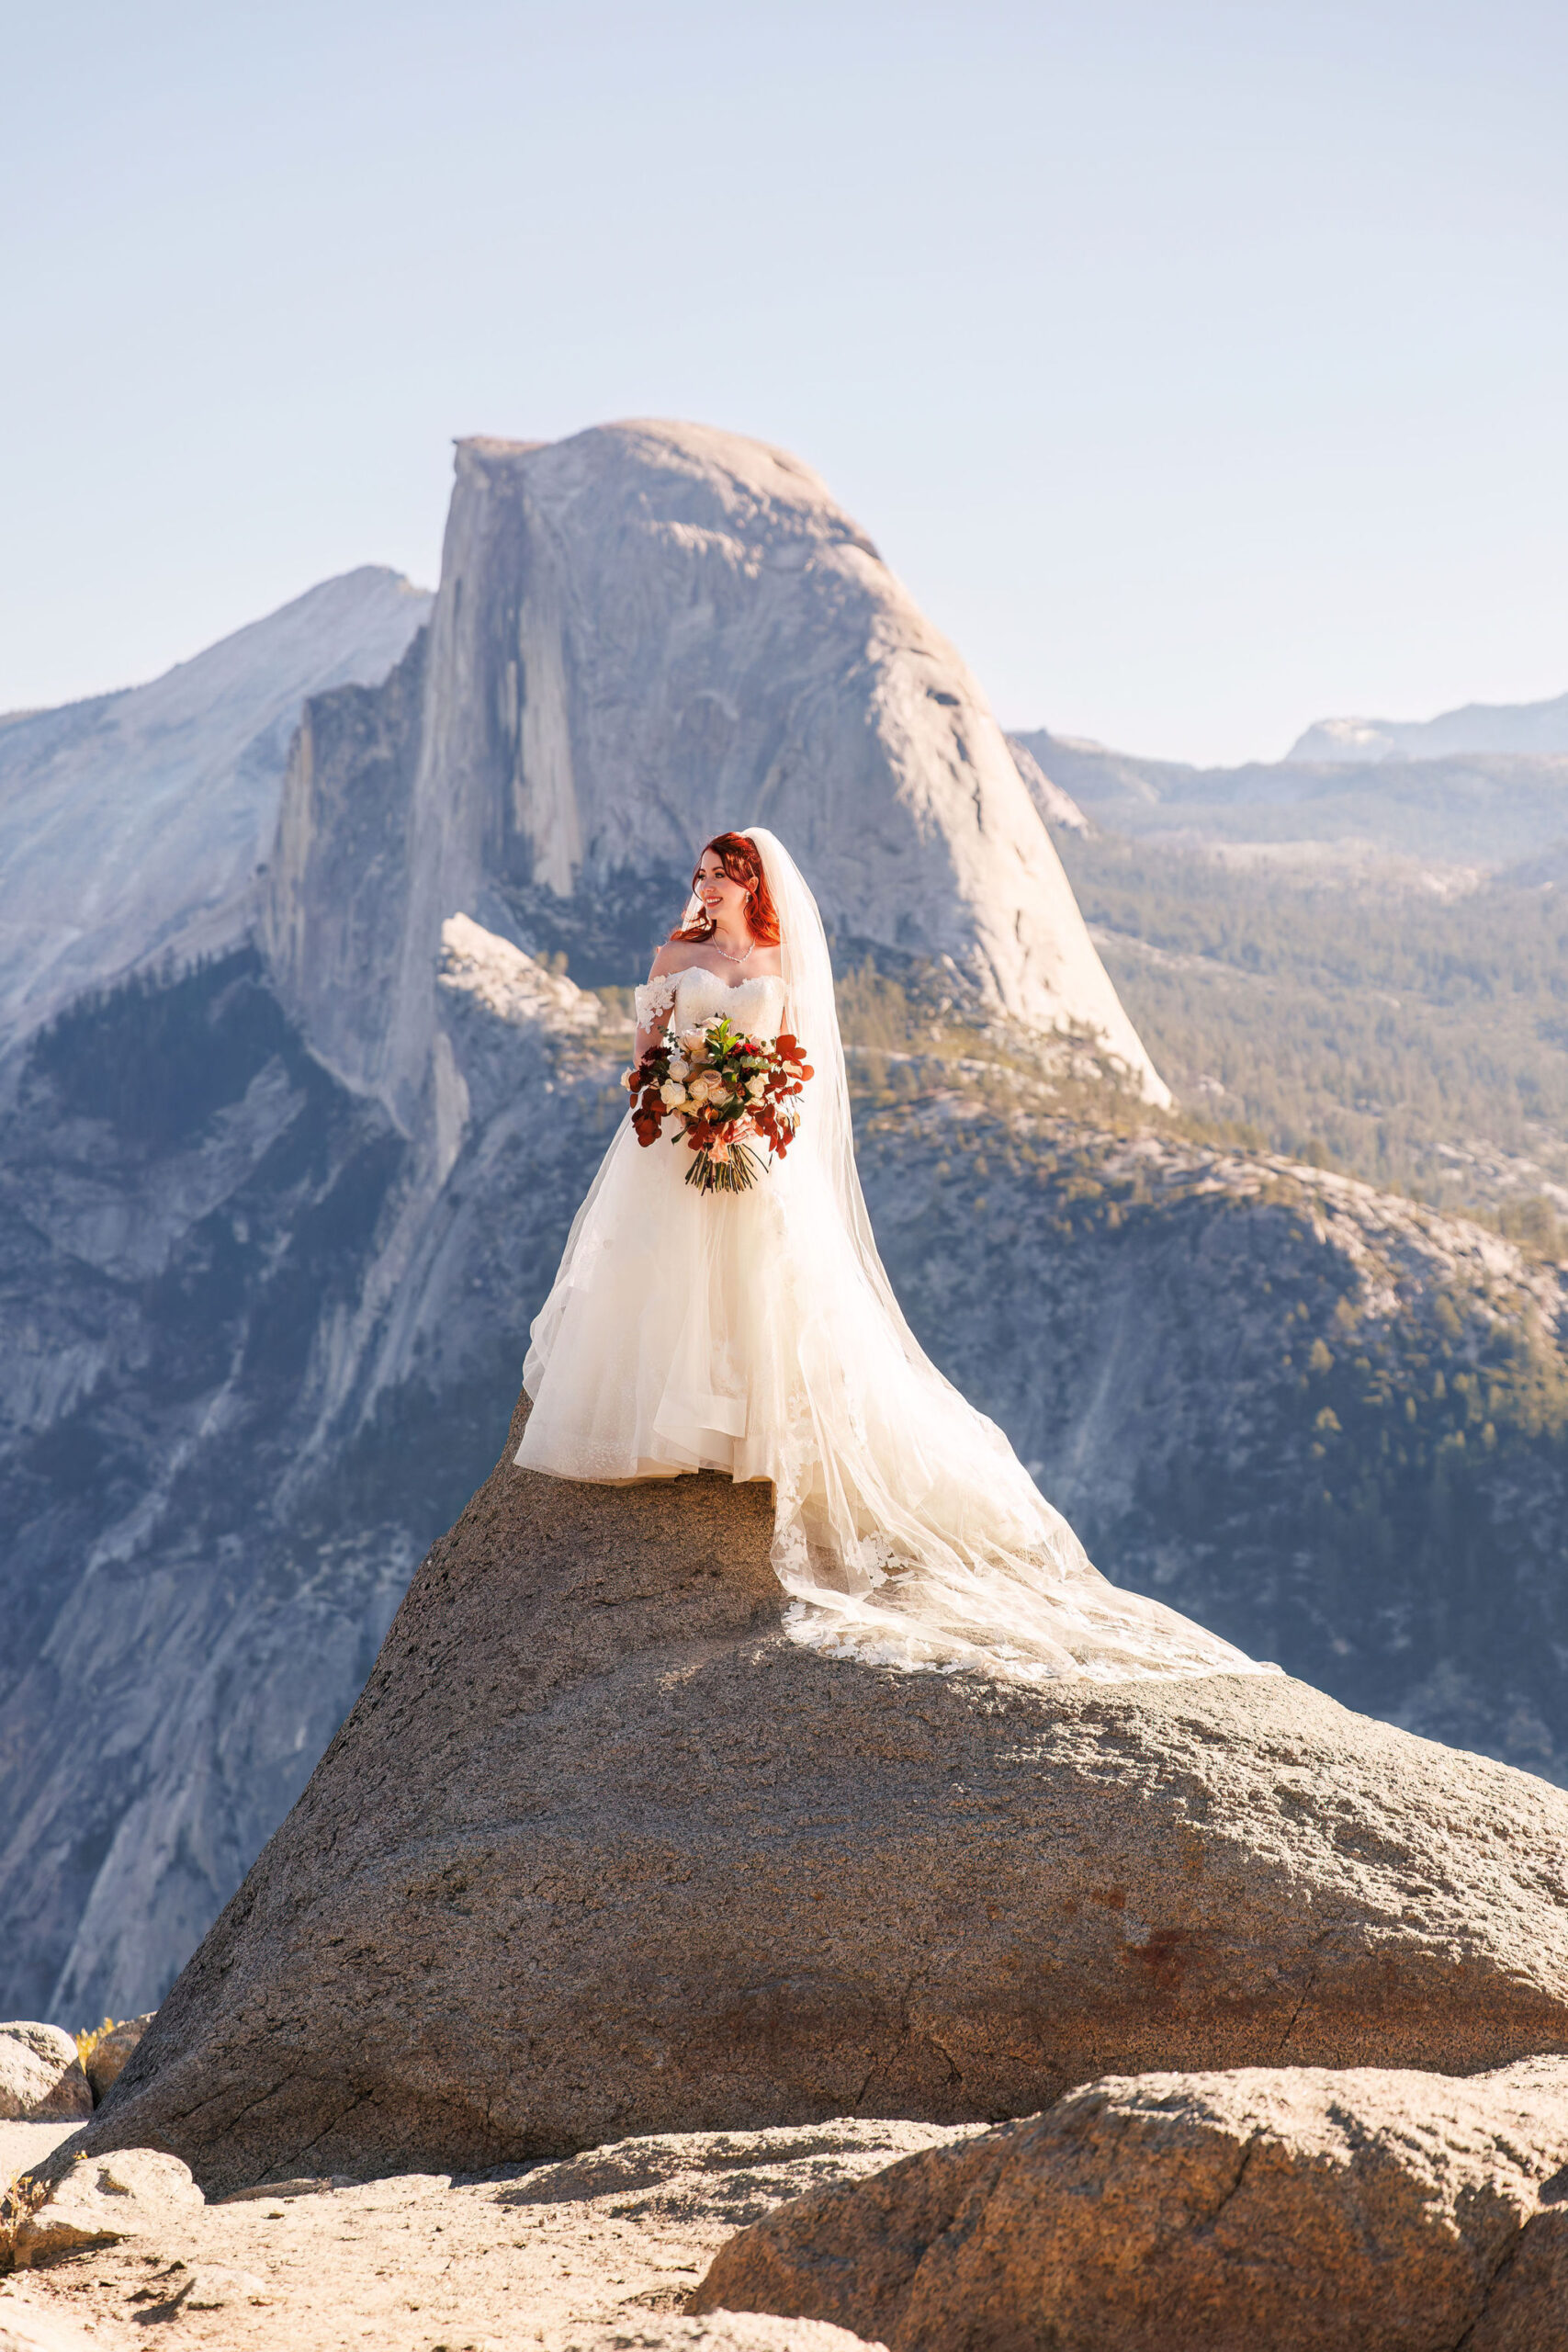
[518, 827, 1263, 1684]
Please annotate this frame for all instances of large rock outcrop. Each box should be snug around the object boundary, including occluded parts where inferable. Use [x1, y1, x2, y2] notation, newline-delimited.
[262, 422, 1167, 1124]
[694, 2057, 1568, 2352]
[70, 1392, 1568, 2195]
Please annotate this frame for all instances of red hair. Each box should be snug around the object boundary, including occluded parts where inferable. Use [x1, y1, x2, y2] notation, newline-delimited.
[670, 831, 782, 946]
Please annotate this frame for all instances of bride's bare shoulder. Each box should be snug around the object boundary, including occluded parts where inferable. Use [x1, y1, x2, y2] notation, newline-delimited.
[648, 942, 700, 978]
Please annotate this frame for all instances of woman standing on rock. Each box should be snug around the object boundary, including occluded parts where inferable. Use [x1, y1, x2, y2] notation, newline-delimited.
[518, 827, 1263, 1684]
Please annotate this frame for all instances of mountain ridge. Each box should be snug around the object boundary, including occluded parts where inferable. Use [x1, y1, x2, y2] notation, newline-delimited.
[0, 565, 432, 1053]
[1011, 725, 1568, 867]
[1289, 684, 1568, 765]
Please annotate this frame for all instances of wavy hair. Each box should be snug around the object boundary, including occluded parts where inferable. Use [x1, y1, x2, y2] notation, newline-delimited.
[669, 831, 783, 946]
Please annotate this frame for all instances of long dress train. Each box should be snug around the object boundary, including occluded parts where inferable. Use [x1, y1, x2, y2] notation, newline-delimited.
[518, 834, 1268, 1686]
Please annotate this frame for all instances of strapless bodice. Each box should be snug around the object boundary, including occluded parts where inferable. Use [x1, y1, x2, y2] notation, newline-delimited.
[672, 966, 786, 1039]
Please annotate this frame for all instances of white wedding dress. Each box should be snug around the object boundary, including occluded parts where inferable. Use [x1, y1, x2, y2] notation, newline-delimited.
[519, 829, 1266, 1685]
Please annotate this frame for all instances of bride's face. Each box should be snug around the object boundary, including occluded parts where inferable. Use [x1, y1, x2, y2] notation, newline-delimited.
[694, 851, 754, 932]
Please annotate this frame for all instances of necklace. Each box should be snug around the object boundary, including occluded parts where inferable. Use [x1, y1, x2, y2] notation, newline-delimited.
[710, 933, 754, 966]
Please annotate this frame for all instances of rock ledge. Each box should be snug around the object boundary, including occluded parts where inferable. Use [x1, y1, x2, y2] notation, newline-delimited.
[65, 1397, 1568, 2192]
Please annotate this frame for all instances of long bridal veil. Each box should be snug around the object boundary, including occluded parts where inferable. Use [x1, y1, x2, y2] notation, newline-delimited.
[738, 826, 1265, 1683]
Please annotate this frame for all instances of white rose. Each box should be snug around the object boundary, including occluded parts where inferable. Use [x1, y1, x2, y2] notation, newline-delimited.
[660, 1081, 688, 1109]
[669, 1056, 690, 1080]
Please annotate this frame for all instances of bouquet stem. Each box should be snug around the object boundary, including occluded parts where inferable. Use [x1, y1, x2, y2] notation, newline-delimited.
[684, 1137, 770, 1194]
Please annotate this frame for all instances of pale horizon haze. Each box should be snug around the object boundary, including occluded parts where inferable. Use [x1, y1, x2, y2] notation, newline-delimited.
[3, 0, 1565, 765]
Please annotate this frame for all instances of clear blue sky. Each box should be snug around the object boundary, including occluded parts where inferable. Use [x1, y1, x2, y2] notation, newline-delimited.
[3, 0, 1565, 763]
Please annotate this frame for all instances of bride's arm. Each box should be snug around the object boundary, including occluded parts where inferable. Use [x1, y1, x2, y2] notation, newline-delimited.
[628, 947, 682, 1080]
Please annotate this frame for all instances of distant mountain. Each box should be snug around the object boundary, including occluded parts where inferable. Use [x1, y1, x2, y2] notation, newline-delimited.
[0, 567, 432, 1050]
[1010, 727, 1568, 867]
[1290, 688, 1568, 765]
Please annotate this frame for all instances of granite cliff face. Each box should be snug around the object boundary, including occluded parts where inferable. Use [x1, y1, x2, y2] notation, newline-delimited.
[0, 937, 625, 2023]
[262, 423, 1166, 1127]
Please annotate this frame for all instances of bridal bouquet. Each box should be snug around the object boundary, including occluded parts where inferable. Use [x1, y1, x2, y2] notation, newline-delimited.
[627, 1015, 813, 1194]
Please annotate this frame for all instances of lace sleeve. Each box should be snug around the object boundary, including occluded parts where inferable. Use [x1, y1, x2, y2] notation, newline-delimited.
[634, 972, 679, 1030]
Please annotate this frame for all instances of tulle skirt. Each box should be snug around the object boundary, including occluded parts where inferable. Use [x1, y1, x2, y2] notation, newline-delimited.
[519, 1115, 1269, 1685]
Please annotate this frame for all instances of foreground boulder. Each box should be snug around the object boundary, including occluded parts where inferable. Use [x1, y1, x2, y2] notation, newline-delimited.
[8, 2148, 203, 2270]
[0, 2032, 89, 2125]
[67, 1396, 1568, 2191]
[81, 2016, 152, 2105]
[695, 2057, 1568, 2352]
